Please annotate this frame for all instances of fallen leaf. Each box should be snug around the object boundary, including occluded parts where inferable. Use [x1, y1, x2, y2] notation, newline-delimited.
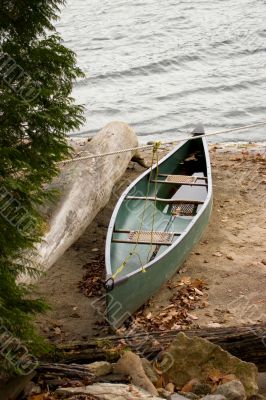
[182, 378, 200, 393]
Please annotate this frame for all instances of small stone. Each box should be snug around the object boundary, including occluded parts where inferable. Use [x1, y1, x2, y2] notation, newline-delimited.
[54, 327, 61, 335]
[248, 396, 266, 400]
[92, 248, 99, 252]
[215, 380, 246, 400]
[84, 361, 112, 376]
[192, 383, 212, 396]
[226, 255, 234, 260]
[179, 392, 199, 400]
[262, 259, 266, 266]
[158, 388, 172, 399]
[165, 383, 175, 393]
[170, 394, 189, 400]
[201, 396, 227, 400]
[207, 322, 222, 328]
[70, 312, 80, 318]
[213, 252, 223, 257]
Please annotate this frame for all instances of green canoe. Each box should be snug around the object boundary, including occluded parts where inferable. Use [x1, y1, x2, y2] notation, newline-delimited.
[105, 124, 213, 328]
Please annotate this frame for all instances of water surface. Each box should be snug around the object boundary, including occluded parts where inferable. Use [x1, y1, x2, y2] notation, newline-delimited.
[57, 0, 266, 142]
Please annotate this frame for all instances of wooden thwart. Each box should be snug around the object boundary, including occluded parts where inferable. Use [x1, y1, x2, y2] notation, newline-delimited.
[151, 179, 208, 187]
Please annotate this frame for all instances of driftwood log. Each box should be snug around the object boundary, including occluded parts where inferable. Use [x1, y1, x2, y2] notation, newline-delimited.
[36, 363, 130, 389]
[21, 122, 139, 283]
[54, 324, 266, 371]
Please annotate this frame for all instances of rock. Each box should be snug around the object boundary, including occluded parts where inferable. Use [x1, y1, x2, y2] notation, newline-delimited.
[114, 351, 159, 396]
[179, 392, 199, 400]
[248, 395, 266, 400]
[162, 333, 258, 397]
[84, 361, 112, 376]
[141, 358, 160, 384]
[201, 396, 227, 400]
[165, 383, 175, 393]
[191, 383, 212, 396]
[215, 380, 246, 400]
[158, 388, 172, 399]
[56, 383, 165, 399]
[170, 394, 191, 400]
[258, 373, 266, 394]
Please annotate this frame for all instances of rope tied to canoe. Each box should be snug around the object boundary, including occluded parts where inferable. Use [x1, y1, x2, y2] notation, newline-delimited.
[57, 121, 266, 165]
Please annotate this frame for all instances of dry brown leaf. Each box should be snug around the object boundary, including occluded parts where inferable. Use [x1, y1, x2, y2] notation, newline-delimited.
[221, 373, 237, 384]
[208, 368, 225, 383]
[181, 378, 200, 393]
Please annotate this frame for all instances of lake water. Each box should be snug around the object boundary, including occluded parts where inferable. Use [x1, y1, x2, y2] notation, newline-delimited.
[57, 0, 266, 143]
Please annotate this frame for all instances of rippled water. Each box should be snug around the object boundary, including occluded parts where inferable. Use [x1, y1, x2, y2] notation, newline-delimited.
[57, 0, 266, 142]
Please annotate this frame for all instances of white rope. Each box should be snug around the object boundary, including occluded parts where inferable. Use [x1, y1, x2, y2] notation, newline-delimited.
[58, 121, 266, 165]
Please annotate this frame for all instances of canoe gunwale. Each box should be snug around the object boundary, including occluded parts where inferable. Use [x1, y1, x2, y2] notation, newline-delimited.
[105, 137, 213, 287]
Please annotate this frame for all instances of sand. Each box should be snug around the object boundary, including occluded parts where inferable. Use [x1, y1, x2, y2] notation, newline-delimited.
[34, 142, 266, 342]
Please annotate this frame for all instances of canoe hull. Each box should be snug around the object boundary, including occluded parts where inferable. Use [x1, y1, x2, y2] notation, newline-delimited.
[106, 191, 212, 328]
[105, 133, 213, 328]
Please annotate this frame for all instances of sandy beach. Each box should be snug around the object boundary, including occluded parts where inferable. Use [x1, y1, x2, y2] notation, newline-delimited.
[35, 142, 266, 342]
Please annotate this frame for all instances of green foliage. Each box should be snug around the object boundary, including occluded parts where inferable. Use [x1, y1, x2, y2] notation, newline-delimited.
[0, 0, 85, 374]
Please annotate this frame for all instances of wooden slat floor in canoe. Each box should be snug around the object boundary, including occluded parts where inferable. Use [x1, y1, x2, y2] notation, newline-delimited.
[128, 230, 174, 245]
[165, 175, 197, 184]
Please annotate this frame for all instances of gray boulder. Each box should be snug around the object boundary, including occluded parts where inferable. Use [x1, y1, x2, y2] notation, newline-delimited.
[162, 333, 258, 397]
[215, 380, 246, 400]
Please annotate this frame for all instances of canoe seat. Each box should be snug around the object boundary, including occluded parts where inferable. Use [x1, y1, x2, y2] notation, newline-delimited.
[112, 230, 176, 245]
[129, 230, 174, 244]
[165, 175, 197, 184]
[151, 174, 208, 187]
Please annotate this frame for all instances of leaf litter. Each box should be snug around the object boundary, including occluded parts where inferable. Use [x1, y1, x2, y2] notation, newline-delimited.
[78, 255, 105, 298]
[125, 276, 209, 332]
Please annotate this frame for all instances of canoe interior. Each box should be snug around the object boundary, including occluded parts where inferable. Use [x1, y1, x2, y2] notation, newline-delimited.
[110, 138, 208, 279]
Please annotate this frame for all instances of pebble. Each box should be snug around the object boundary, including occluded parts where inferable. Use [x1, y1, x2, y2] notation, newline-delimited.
[165, 383, 175, 393]
[213, 252, 223, 257]
[201, 396, 227, 400]
[179, 392, 199, 400]
[192, 383, 212, 396]
[207, 322, 222, 328]
[158, 387, 172, 398]
[215, 380, 246, 400]
[248, 395, 266, 400]
[170, 394, 190, 400]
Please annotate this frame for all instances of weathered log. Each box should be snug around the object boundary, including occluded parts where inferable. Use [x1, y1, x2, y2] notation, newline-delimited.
[36, 363, 130, 389]
[21, 122, 139, 283]
[56, 383, 164, 400]
[54, 324, 266, 371]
